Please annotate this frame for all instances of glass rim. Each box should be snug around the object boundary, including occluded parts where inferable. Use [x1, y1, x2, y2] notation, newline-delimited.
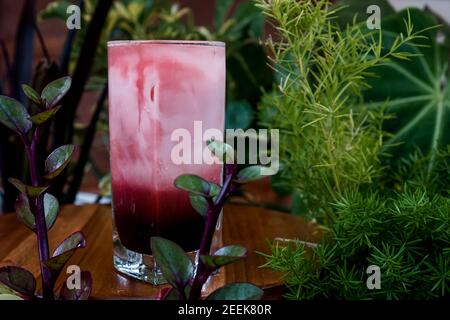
[107, 40, 226, 47]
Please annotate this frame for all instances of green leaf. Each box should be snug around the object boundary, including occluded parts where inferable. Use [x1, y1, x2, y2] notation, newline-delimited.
[229, 1, 264, 38]
[31, 105, 62, 125]
[0, 266, 36, 297]
[44, 232, 86, 282]
[0, 294, 24, 300]
[14, 193, 59, 231]
[0, 96, 32, 133]
[174, 174, 211, 196]
[189, 193, 209, 217]
[206, 140, 235, 164]
[162, 285, 191, 300]
[22, 84, 41, 105]
[0, 283, 18, 295]
[150, 237, 193, 288]
[214, 245, 247, 258]
[14, 193, 35, 231]
[8, 178, 48, 197]
[41, 76, 71, 108]
[59, 271, 92, 300]
[362, 9, 450, 164]
[187, 182, 220, 217]
[235, 165, 267, 183]
[53, 231, 86, 257]
[334, 0, 395, 28]
[43, 193, 59, 230]
[201, 245, 247, 269]
[214, 0, 233, 32]
[40, 0, 72, 21]
[226, 101, 254, 130]
[44, 144, 75, 179]
[209, 183, 221, 197]
[207, 283, 263, 300]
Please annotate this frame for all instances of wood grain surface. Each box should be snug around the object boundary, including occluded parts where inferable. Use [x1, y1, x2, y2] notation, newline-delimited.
[0, 204, 318, 299]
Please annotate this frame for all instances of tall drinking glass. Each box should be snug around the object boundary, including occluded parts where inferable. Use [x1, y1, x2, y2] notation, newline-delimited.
[107, 40, 225, 284]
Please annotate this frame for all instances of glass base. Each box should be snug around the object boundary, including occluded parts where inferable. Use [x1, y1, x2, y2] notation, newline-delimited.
[113, 236, 198, 285]
[113, 236, 165, 285]
[111, 211, 222, 286]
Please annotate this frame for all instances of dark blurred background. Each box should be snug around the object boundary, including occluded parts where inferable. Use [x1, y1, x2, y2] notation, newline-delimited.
[0, 0, 272, 212]
[0, 1, 241, 194]
[0, 1, 224, 64]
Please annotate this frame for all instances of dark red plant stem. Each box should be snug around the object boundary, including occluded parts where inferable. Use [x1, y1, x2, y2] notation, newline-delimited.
[25, 128, 53, 300]
[188, 164, 237, 300]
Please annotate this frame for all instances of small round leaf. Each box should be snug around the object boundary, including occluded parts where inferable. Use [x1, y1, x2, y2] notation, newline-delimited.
[174, 174, 211, 196]
[41, 76, 71, 108]
[206, 140, 235, 164]
[14, 193, 59, 231]
[8, 178, 48, 197]
[214, 244, 247, 257]
[162, 286, 191, 300]
[44, 193, 59, 230]
[235, 165, 267, 183]
[59, 271, 92, 300]
[44, 144, 75, 179]
[201, 245, 247, 269]
[150, 237, 193, 288]
[31, 105, 62, 125]
[0, 96, 32, 134]
[0, 266, 36, 297]
[189, 193, 209, 217]
[53, 231, 86, 257]
[14, 193, 35, 231]
[22, 84, 41, 105]
[44, 232, 86, 283]
[209, 183, 221, 197]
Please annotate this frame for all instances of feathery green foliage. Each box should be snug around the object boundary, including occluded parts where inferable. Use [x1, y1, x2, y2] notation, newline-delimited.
[257, 0, 449, 300]
[257, 0, 426, 222]
[262, 189, 449, 299]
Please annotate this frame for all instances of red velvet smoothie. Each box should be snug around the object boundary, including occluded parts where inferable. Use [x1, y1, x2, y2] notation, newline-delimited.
[108, 41, 225, 254]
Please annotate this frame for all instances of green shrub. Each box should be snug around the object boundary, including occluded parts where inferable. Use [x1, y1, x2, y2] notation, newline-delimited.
[263, 189, 449, 299]
[257, 0, 450, 299]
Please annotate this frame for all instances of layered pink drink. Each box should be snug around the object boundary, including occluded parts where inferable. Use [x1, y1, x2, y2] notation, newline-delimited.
[108, 41, 225, 259]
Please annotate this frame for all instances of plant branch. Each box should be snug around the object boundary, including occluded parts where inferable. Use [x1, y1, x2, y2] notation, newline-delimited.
[188, 163, 237, 300]
[25, 127, 53, 299]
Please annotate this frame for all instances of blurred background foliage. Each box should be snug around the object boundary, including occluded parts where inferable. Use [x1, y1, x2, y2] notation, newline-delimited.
[0, 0, 273, 213]
[258, 0, 450, 218]
[40, 0, 273, 130]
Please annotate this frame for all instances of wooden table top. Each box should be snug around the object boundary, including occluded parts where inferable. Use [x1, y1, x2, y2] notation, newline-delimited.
[0, 204, 318, 299]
